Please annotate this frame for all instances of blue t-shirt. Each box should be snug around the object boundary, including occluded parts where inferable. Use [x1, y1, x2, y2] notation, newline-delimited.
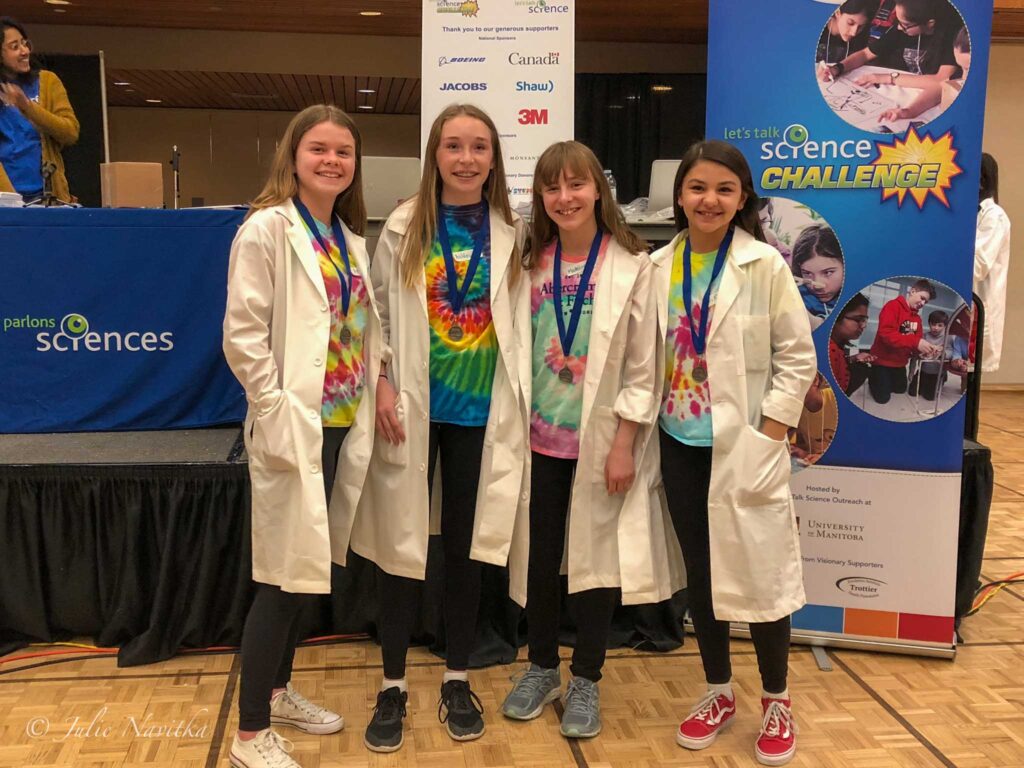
[0, 78, 43, 196]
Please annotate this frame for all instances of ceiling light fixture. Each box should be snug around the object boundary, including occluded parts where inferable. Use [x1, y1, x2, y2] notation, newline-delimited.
[651, 85, 673, 93]
[45, 0, 72, 5]
[359, 11, 383, 16]
[114, 81, 131, 86]
[145, 99, 163, 104]
[357, 89, 376, 94]
[358, 105, 374, 110]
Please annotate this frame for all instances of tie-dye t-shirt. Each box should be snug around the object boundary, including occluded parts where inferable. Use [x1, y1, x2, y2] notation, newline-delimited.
[659, 238, 725, 447]
[426, 201, 497, 426]
[303, 217, 369, 427]
[530, 234, 609, 459]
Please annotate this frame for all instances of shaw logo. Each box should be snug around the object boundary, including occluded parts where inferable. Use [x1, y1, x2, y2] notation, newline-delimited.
[441, 82, 488, 91]
[439, 56, 486, 66]
[835, 577, 885, 598]
[516, 80, 554, 93]
[36, 313, 174, 353]
[508, 51, 560, 66]
[518, 108, 549, 125]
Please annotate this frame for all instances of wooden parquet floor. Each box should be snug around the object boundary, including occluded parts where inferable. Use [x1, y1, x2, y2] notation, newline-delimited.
[2, 392, 1023, 768]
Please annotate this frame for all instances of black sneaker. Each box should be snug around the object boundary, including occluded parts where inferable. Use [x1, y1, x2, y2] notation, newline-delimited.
[363, 686, 407, 753]
[438, 679, 485, 741]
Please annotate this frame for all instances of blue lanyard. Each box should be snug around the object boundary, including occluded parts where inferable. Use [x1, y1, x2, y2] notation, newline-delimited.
[437, 200, 489, 315]
[293, 197, 352, 316]
[553, 229, 603, 358]
[682, 228, 733, 356]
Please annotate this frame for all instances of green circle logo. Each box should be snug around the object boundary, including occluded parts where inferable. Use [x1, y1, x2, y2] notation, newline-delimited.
[784, 124, 809, 146]
[61, 313, 89, 338]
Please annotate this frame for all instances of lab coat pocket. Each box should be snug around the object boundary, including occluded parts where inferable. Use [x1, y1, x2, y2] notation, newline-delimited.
[739, 315, 771, 373]
[376, 393, 409, 467]
[251, 390, 299, 471]
[590, 405, 619, 483]
[736, 424, 790, 506]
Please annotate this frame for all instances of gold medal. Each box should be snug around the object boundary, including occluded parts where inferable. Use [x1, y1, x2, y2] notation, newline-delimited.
[692, 359, 708, 383]
[558, 366, 574, 384]
[449, 324, 464, 342]
[339, 327, 352, 345]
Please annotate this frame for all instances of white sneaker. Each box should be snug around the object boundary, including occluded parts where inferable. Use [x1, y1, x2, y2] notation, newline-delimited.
[229, 729, 299, 768]
[270, 683, 344, 735]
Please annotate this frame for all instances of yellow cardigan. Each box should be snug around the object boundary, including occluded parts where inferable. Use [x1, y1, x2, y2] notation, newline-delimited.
[0, 70, 80, 202]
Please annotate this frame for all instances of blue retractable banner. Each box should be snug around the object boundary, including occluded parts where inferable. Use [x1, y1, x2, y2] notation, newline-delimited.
[1, 208, 247, 433]
[706, 0, 992, 652]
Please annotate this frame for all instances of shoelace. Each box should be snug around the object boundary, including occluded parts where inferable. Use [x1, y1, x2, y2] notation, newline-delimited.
[438, 680, 483, 723]
[254, 730, 295, 768]
[510, 667, 556, 700]
[761, 699, 798, 739]
[563, 678, 598, 718]
[374, 688, 407, 723]
[688, 690, 729, 725]
[283, 688, 322, 720]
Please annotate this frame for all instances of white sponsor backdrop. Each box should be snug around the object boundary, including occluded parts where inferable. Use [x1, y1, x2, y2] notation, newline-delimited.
[791, 465, 959, 618]
[421, 0, 575, 208]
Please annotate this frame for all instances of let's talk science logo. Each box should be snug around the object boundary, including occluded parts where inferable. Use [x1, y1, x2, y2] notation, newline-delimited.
[739, 123, 963, 209]
[3, 312, 175, 352]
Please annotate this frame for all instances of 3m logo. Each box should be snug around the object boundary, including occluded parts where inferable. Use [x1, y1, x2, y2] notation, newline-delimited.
[517, 108, 549, 125]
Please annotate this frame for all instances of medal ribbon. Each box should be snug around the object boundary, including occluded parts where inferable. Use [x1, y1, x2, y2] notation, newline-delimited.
[293, 196, 352, 315]
[553, 229, 603, 360]
[682, 228, 733, 358]
[437, 199, 489, 318]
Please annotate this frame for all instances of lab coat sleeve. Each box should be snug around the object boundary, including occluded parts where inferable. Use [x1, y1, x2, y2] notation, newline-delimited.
[222, 216, 283, 411]
[761, 253, 816, 427]
[613, 255, 659, 425]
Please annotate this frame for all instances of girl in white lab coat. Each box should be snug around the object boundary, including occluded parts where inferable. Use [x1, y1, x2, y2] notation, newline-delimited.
[359, 103, 528, 752]
[223, 105, 383, 768]
[500, 141, 657, 739]
[651, 141, 815, 766]
[974, 152, 1011, 373]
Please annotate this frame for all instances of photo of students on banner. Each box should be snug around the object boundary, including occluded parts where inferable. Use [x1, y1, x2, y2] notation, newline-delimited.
[831, 275, 971, 421]
[815, 0, 970, 133]
[789, 371, 838, 473]
[758, 196, 845, 331]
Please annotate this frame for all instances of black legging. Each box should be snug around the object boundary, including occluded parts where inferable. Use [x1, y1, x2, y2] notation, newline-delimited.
[659, 429, 790, 694]
[868, 364, 909, 404]
[237, 426, 348, 732]
[378, 422, 486, 679]
[526, 451, 618, 682]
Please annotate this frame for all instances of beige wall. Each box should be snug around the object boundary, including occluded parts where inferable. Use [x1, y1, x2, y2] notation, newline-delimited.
[981, 42, 1022, 385]
[108, 108, 419, 208]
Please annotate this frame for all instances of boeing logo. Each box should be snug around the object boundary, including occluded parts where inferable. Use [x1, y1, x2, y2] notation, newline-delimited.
[438, 56, 486, 66]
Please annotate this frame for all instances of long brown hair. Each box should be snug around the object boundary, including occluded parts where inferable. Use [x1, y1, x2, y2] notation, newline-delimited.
[398, 103, 518, 286]
[525, 141, 646, 268]
[671, 140, 765, 242]
[248, 104, 367, 234]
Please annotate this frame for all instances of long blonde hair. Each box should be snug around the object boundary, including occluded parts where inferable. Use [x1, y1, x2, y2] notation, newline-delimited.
[248, 104, 367, 234]
[526, 141, 646, 268]
[398, 104, 518, 285]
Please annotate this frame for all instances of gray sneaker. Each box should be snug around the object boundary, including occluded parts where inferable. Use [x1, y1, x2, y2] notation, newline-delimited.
[501, 664, 561, 720]
[560, 677, 601, 738]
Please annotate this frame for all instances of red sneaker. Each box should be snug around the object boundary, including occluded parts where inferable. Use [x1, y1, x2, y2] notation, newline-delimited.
[675, 690, 736, 750]
[755, 696, 797, 765]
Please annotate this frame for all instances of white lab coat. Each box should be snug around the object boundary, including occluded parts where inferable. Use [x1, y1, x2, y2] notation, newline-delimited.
[974, 198, 1011, 373]
[351, 198, 530, 580]
[508, 236, 686, 607]
[222, 201, 382, 594]
[649, 228, 816, 623]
